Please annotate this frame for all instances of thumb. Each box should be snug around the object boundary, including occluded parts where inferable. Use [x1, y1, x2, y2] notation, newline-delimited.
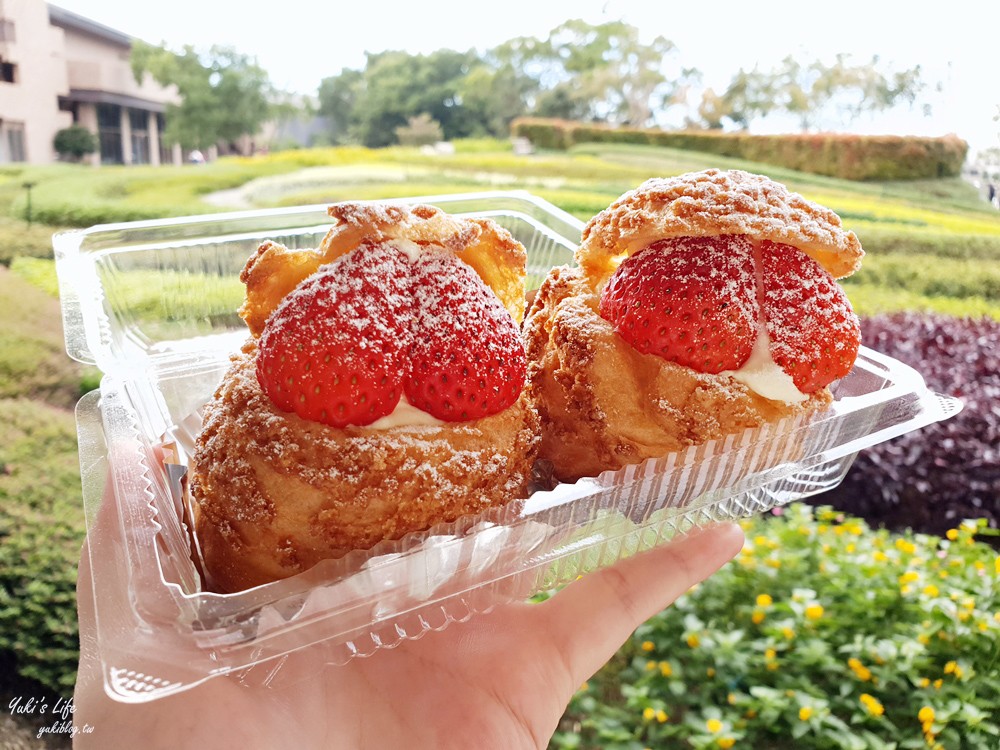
[532, 523, 744, 689]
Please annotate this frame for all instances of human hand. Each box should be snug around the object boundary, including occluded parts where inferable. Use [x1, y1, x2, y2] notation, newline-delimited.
[74, 465, 743, 750]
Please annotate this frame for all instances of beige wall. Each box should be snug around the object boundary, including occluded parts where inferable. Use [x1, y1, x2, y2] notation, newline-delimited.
[0, 0, 73, 163]
[61, 24, 177, 104]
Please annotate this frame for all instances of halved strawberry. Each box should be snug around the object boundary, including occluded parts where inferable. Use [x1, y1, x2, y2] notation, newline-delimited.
[256, 243, 410, 427]
[406, 252, 527, 421]
[599, 236, 758, 373]
[760, 241, 860, 393]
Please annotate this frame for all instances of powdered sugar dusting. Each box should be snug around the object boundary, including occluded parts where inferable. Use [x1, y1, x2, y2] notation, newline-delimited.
[258, 242, 526, 427]
[579, 169, 864, 280]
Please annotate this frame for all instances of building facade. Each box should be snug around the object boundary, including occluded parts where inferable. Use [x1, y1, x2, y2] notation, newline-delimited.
[0, 0, 179, 165]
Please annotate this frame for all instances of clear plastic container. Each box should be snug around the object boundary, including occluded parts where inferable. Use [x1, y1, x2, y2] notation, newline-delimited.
[56, 191, 961, 703]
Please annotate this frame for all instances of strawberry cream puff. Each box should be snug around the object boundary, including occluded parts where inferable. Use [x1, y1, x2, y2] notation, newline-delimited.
[524, 169, 863, 482]
[190, 203, 539, 593]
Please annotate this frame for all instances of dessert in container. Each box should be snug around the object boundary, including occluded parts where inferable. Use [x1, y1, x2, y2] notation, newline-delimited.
[54, 191, 961, 702]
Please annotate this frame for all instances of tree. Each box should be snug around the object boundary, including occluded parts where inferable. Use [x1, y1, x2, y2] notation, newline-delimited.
[516, 20, 698, 127]
[320, 49, 491, 148]
[704, 54, 925, 132]
[131, 42, 274, 152]
[317, 68, 364, 144]
[53, 125, 97, 161]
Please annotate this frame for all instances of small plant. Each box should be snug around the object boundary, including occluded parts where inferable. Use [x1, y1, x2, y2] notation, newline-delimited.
[53, 126, 97, 162]
[553, 504, 1000, 749]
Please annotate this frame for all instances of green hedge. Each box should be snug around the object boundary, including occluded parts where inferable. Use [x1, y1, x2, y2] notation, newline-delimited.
[0, 398, 85, 693]
[511, 118, 968, 181]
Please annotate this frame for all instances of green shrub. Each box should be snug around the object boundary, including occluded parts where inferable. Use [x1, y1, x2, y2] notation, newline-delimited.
[395, 113, 445, 146]
[0, 218, 60, 265]
[0, 398, 85, 693]
[554, 505, 1000, 749]
[53, 126, 97, 162]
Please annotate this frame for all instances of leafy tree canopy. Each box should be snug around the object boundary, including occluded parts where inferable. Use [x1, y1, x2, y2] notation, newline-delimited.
[701, 54, 925, 131]
[131, 42, 274, 151]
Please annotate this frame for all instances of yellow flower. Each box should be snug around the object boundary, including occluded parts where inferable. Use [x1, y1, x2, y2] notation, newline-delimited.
[846, 543, 856, 553]
[954, 665, 965, 679]
[860, 693, 885, 716]
[933, 679, 943, 689]
[660, 661, 673, 677]
[707, 718, 723, 733]
[923, 584, 940, 597]
[944, 660, 957, 674]
[919, 677, 930, 688]
[706, 667, 716, 678]
[917, 633, 930, 645]
[767, 661, 779, 671]
[805, 604, 824, 621]
[873, 550, 888, 563]
[899, 571, 920, 584]
[782, 627, 796, 640]
[901, 585, 914, 595]
[641, 640, 655, 652]
[752, 609, 766, 625]
[918, 706, 935, 724]
[961, 597, 976, 610]
[756, 594, 774, 607]
[643, 707, 656, 721]
[718, 738, 736, 749]
[727, 693, 737, 705]
[765, 648, 777, 660]
[765, 558, 782, 569]
[687, 634, 701, 648]
[848, 657, 862, 669]
[656, 709, 669, 723]
[946, 528, 958, 541]
[645, 660, 657, 671]
[799, 706, 814, 721]
[896, 538, 916, 555]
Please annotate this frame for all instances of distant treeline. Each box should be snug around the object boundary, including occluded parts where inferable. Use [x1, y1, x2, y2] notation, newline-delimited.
[315, 20, 929, 149]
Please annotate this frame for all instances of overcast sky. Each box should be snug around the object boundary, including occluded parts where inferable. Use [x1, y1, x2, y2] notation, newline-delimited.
[52, 0, 999, 154]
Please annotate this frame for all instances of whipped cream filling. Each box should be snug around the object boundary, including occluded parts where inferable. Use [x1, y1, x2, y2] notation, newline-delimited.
[721, 326, 807, 404]
[386, 238, 425, 262]
[367, 393, 445, 429]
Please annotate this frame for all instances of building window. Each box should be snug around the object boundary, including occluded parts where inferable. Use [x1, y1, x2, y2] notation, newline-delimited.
[156, 112, 171, 165]
[0, 19, 15, 43]
[0, 57, 16, 83]
[0, 121, 27, 163]
[97, 103, 123, 164]
[129, 108, 150, 164]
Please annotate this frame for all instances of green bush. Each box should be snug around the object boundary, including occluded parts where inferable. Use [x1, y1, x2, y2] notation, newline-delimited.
[0, 398, 85, 693]
[0, 218, 60, 265]
[554, 505, 1000, 749]
[53, 126, 97, 162]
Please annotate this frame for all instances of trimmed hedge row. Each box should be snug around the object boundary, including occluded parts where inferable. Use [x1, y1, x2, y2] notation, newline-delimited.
[510, 118, 968, 181]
